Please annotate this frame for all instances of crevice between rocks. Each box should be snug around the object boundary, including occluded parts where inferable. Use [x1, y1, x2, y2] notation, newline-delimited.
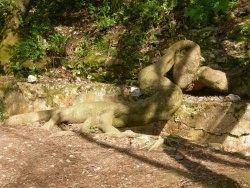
[181, 120, 250, 138]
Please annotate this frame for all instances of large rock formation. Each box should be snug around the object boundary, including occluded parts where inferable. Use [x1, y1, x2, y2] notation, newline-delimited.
[1, 40, 249, 153]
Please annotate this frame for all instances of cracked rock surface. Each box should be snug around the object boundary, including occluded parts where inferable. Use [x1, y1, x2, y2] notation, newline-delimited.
[162, 100, 250, 153]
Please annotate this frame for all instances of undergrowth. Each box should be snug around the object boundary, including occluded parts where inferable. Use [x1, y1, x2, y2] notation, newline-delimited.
[1, 0, 238, 83]
[0, 0, 13, 34]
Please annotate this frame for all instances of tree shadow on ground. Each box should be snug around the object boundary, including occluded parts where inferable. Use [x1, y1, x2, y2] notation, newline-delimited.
[78, 132, 249, 188]
[164, 135, 249, 187]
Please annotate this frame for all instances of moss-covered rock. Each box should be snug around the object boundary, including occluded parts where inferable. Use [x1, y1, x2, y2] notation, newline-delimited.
[0, 76, 122, 116]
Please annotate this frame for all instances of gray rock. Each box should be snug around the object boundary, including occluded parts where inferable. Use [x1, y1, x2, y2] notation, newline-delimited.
[27, 75, 38, 83]
[225, 94, 241, 102]
[174, 154, 184, 160]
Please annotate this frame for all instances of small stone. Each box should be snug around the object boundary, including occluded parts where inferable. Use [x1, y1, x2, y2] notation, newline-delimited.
[174, 154, 184, 160]
[225, 94, 241, 102]
[27, 75, 38, 83]
[130, 86, 141, 97]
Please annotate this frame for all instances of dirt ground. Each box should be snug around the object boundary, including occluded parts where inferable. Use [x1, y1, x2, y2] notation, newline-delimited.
[0, 122, 249, 188]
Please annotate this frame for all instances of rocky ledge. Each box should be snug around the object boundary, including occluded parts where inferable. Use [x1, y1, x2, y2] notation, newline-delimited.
[0, 76, 249, 154]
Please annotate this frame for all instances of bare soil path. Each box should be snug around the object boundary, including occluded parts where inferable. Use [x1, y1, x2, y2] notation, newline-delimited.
[0, 122, 250, 188]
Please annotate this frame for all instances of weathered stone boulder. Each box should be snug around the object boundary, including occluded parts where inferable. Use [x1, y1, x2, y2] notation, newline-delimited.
[162, 101, 250, 153]
[0, 76, 122, 116]
[195, 66, 228, 92]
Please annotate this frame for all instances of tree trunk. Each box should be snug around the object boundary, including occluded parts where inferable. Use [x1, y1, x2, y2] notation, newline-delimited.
[0, 0, 30, 65]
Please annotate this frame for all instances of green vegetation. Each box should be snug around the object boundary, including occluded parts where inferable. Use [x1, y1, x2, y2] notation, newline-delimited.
[0, 98, 5, 121]
[10, 31, 68, 77]
[228, 20, 250, 41]
[0, 0, 12, 31]
[184, 0, 237, 26]
[0, 0, 241, 84]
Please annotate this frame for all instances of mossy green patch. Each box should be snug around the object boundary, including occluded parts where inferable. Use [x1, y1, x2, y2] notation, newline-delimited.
[45, 85, 68, 107]
[84, 50, 107, 65]
[228, 19, 250, 41]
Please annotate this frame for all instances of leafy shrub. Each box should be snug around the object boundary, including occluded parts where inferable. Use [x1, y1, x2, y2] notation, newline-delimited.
[10, 31, 68, 77]
[228, 20, 250, 41]
[184, 0, 237, 26]
[47, 33, 68, 56]
[88, 0, 178, 30]
[12, 37, 47, 62]
[88, 0, 121, 30]
[4, 0, 239, 83]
